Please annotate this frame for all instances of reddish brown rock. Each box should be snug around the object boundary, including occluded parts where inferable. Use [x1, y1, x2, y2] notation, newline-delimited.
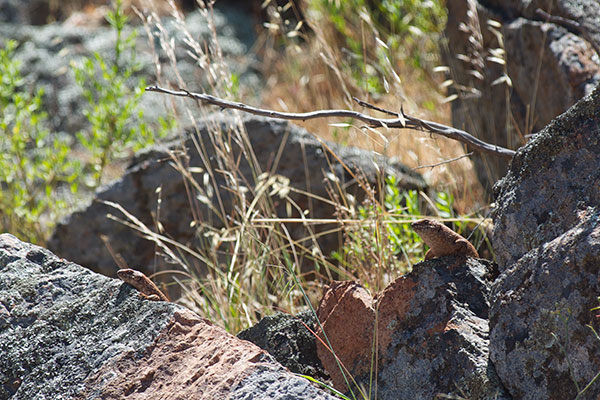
[83, 309, 268, 399]
[316, 281, 375, 391]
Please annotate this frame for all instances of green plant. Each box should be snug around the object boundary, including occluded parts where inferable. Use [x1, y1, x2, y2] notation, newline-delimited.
[72, 0, 173, 188]
[0, 40, 80, 243]
[332, 179, 428, 288]
[299, 374, 353, 399]
[333, 174, 489, 291]
[308, 0, 447, 94]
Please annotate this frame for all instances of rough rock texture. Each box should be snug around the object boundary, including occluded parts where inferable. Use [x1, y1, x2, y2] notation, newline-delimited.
[316, 258, 509, 399]
[48, 116, 426, 277]
[445, 0, 600, 192]
[492, 82, 600, 268]
[237, 311, 329, 381]
[0, 5, 259, 138]
[315, 281, 376, 394]
[490, 79, 600, 399]
[483, 0, 600, 33]
[490, 216, 600, 400]
[0, 233, 336, 399]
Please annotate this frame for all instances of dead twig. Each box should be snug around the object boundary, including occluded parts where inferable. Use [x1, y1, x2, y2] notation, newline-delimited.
[413, 152, 474, 170]
[146, 85, 516, 160]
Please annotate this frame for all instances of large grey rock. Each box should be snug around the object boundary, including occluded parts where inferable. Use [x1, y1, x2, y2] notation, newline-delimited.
[315, 258, 509, 399]
[490, 217, 600, 400]
[444, 0, 600, 193]
[490, 82, 600, 398]
[0, 233, 337, 399]
[48, 116, 426, 277]
[492, 82, 600, 268]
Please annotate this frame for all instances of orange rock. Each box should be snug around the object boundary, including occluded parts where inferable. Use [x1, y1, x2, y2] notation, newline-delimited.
[315, 281, 375, 392]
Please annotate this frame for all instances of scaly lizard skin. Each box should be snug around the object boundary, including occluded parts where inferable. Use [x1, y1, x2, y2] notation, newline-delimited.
[117, 268, 169, 302]
[411, 219, 479, 260]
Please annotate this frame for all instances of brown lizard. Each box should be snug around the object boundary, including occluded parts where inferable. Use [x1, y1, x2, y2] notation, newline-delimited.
[411, 218, 479, 260]
[117, 268, 169, 302]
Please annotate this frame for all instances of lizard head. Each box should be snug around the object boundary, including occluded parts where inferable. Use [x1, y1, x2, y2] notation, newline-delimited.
[411, 219, 441, 232]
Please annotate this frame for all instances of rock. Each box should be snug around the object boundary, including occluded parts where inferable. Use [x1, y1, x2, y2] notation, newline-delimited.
[492, 82, 600, 268]
[480, 0, 600, 30]
[48, 115, 426, 278]
[444, 0, 600, 192]
[315, 257, 509, 399]
[0, 0, 56, 25]
[0, 233, 337, 399]
[237, 311, 329, 381]
[315, 281, 375, 394]
[0, 5, 260, 138]
[489, 217, 600, 400]
[489, 79, 600, 399]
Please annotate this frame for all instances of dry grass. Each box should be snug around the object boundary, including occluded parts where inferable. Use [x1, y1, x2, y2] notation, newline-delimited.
[108, 3, 502, 397]
[257, 0, 486, 213]
[122, 0, 493, 334]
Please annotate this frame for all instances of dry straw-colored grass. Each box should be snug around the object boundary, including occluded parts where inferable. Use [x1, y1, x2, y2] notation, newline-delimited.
[127, 0, 492, 333]
[257, 0, 485, 213]
[120, 3, 499, 396]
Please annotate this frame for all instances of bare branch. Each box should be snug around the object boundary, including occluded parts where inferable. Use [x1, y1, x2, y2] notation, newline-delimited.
[146, 85, 516, 159]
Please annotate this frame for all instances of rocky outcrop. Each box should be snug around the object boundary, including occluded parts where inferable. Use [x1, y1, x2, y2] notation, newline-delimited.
[445, 0, 600, 192]
[237, 311, 329, 381]
[490, 217, 600, 400]
[489, 81, 600, 399]
[315, 257, 509, 399]
[0, 233, 336, 399]
[48, 116, 426, 277]
[492, 82, 600, 268]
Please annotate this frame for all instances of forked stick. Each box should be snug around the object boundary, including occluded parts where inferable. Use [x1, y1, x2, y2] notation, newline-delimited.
[146, 85, 516, 160]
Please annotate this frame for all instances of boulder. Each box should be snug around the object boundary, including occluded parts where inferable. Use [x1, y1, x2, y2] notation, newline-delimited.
[0, 0, 56, 25]
[315, 257, 509, 399]
[237, 311, 329, 381]
[48, 116, 426, 278]
[489, 79, 600, 399]
[490, 217, 600, 400]
[444, 0, 600, 192]
[0, 233, 336, 399]
[492, 82, 600, 268]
